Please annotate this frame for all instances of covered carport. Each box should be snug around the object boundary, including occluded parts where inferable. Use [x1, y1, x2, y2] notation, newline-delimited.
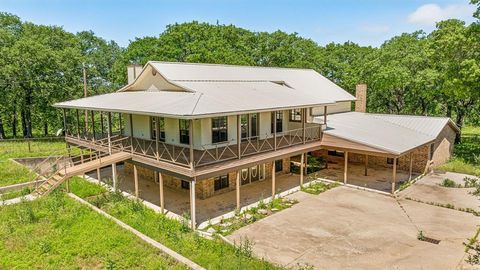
[315, 112, 436, 194]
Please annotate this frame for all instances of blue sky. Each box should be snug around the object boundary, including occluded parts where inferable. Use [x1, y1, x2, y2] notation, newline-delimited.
[0, 0, 476, 47]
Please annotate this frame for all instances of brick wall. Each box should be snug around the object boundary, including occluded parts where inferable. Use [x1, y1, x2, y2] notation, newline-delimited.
[124, 157, 291, 200]
[431, 124, 456, 166]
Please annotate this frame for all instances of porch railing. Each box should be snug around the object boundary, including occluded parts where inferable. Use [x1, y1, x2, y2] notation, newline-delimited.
[65, 125, 322, 168]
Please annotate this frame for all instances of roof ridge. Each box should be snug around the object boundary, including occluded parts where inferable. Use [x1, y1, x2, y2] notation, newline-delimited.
[148, 61, 316, 72]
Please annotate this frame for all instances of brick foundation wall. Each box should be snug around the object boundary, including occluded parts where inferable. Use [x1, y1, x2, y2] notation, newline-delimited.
[124, 157, 291, 200]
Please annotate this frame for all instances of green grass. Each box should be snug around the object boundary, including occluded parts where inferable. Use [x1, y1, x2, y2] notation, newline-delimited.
[0, 139, 84, 187]
[68, 176, 107, 198]
[83, 188, 282, 269]
[438, 126, 480, 176]
[301, 181, 339, 195]
[0, 192, 185, 269]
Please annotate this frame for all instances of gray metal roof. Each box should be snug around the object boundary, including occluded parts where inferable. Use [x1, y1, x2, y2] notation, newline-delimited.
[320, 112, 437, 155]
[370, 114, 459, 137]
[55, 62, 354, 117]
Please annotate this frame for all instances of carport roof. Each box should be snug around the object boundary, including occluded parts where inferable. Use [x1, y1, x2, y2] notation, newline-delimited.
[319, 112, 437, 156]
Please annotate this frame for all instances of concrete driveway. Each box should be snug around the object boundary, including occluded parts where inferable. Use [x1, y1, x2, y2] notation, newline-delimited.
[399, 171, 480, 212]
[228, 186, 480, 269]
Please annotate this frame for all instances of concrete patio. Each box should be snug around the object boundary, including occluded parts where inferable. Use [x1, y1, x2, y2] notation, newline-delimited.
[315, 160, 419, 193]
[228, 186, 480, 269]
[88, 163, 311, 224]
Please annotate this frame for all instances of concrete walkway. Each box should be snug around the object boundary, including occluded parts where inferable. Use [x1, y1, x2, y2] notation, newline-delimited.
[0, 194, 36, 206]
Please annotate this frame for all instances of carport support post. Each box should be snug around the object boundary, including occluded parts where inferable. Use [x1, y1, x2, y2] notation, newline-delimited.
[134, 164, 139, 198]
[112, 163, 117, 190]
[391, 157, 397, 194]
[364, 155, 368, 176]
[300, 153, 305, 186]
[107, 112, 112, 155]
[236, 170, 241, 211]
[159, 173, 164, 214]
[190, 179, 196, 229]
[271, 161, 276, 199]
[344, 151, 349, 184]
[409, 152, 413, 181]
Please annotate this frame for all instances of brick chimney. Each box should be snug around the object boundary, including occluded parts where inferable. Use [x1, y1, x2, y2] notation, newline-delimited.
[355, 84, 367, 113]
[127, 64, 143, 84]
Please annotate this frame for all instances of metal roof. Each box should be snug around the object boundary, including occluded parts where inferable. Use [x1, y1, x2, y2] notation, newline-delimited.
[370, 114, 460, 137]
[320, 112, 437, 155]
[54, 83, 336, 118]
[55, 62, 354, 117]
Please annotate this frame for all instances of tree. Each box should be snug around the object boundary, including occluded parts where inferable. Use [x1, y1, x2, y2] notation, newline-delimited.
[429, 20, 480, 141]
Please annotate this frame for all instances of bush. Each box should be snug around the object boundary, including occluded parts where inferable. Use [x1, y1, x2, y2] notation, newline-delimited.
[440, 178, 458, 188]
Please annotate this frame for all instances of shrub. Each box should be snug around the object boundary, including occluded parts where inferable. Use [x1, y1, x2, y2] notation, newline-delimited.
[440, 178, 457, 188]
[464, 177, 480, 188]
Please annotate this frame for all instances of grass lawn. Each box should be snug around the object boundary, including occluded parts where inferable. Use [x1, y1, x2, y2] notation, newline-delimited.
[67, 180, 282, 270]
[0, 139, 69, 187]
[0, 191, 185, 269]
[438, 126, 480, 176]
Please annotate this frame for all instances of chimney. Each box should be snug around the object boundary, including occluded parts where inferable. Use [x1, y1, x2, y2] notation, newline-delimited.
[127, 64, 143, 84]
[355, 84, 367, 113]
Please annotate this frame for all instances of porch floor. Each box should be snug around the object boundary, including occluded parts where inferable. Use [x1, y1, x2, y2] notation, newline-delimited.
[315, 160, 420, 193]
[89, 164, 310, 224]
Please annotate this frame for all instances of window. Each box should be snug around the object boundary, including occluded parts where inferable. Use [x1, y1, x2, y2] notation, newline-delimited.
[328, 150, 344, 157]
[289, 109, 302, 122]
[241, 114, 248, 140]
[271, 111, 283, 133]
[181, 180, 190, 189]
[212, 117, 228, 143]
[275, 159, 283, 172]
[214, 175, 229, 191]
[179, 119, 190, 144]
[250, 113, 259, 138]
[150, 117, 165, 141]
[387, 158, 399, 165]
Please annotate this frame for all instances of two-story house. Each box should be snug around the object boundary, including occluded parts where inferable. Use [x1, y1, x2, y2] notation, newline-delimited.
[46, 61, 458, 228]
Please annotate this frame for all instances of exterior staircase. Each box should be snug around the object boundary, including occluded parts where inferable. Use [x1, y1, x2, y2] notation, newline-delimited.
[32, 151, 131, 197]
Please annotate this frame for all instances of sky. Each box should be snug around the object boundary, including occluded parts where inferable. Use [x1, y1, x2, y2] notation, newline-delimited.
[0, 0, 477, 47]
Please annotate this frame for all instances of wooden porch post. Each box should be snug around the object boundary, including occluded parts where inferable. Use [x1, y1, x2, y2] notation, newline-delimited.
[100, 112, 105, 136]
[119, 113, 123, 135]
[129, 114, 134, 154]
[134, 164, 139, 198]
[155, 117, 159, 161]
[271, 161, 276, 199]
[323, 106, 327, 126]
[273, 112, 277, 151]
[112, 163, 117, 190]
[62, 108, 68, 136]
[106, 112, 112, 154]
[344, 151, 349, 184]
[90, 111, 95, 141]
[190, 179, 196, 229]
[300, 153, 305, 186]
[107, 112, 112, 136]
[237, 115, 241, 159]
[364, 155, 368, 176]
[302, 108, 306, 144]
[409, 152, 413, 181]
[189, 119, 194, 169]
[159, 172, 164, 214]
[96, 167, 101, 181]
[236, 170, 241, 211]
[76, 109, 80, 138]
[392, 157, 397, 194]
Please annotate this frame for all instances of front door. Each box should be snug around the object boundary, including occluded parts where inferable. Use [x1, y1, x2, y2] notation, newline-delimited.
[241, 164, 265, 185]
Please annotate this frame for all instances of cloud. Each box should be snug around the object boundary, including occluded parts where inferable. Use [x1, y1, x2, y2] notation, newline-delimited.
[359, 24, 390, 34]
[407, 3, 476, 26]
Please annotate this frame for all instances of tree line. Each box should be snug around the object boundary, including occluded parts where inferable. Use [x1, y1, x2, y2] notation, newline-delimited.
[0, 4, 479, 140]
